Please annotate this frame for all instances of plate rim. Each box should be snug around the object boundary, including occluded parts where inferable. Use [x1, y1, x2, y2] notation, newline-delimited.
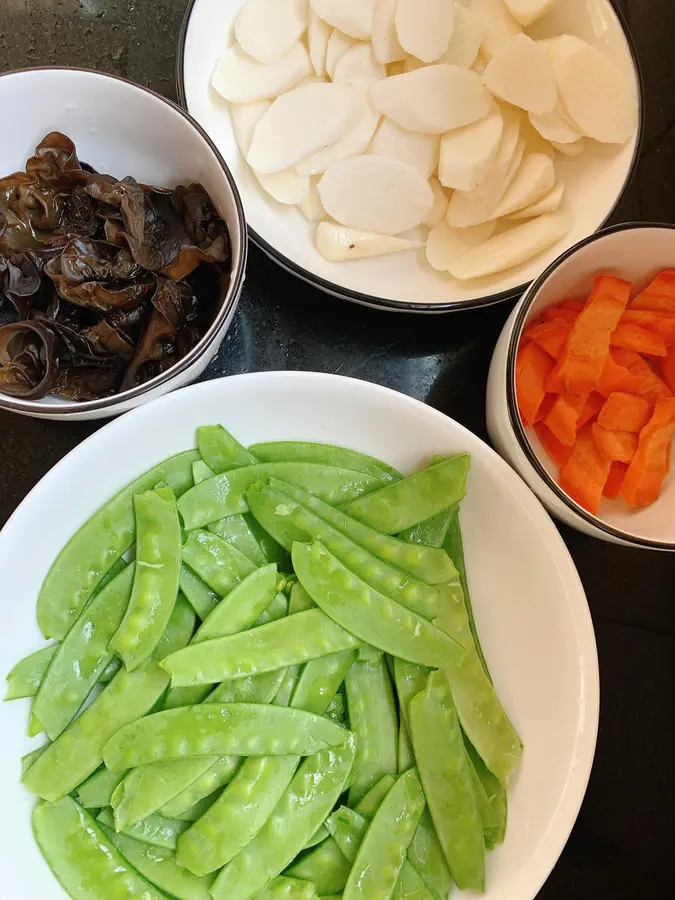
[175, 0, 645, 314]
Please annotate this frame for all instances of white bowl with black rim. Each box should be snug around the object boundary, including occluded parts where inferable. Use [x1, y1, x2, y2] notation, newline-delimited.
[177, 0, 643, 313]
[0, 67, 247, 421]
[487, 222, 675, 550]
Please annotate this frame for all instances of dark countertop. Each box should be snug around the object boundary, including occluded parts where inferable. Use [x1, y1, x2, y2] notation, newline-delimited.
[0, 1, 673, 896]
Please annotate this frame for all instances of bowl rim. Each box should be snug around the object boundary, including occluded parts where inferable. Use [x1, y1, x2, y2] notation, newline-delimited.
[505, 220, 675, 551]
[0, 65, 248, 417]
[176, 0, 645, 315]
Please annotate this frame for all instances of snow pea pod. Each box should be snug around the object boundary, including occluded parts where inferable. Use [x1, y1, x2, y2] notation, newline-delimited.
[197, 424, 257, 473]
[166, 790, 220, 823]
[179, 564, 219, 621]
[192, 459, 215, 484]
[37, 450, 198, 640]
[398, 722, 415, 773]
[104, 704, 350, 770]
[34, 564, 134, 740]
[345, 657, 398, 806]
[325, 690, 347, 727]
[394, 659, 430, 735]
[161, 609, 361, 687]
[293, 542, 463, 668]
[268, 478, 455, 585]
[211, 735, 356, 900]
[249, 441, 401, 483]
[193, 564, 277, 643]
[23, 596, 195, 802]
[101, 826, 215, 900]
[288, 581, 315, 614]
[409, 670, 485, 892]
[21, 745, 47, 775]
[98, 807, 189, 851]
[398, 508, 455, 550]
[99, 657, 122, 683]
[392, 863, 435, 900]
[208, 514, 272, 567]
[247, 483, 444, 621]
[407, 808, 452, 900]
[181, 530, 257, 596]
[465, 739, 507, 846]
[343, 769, 426, 900]
[110, 489, 182, 672]
[178, 464, 383, 531]
[341, 456, 470, 534]
[77, 767, 126, 809]
[33, 797, 169, 900]
[255, 877, 319, 900]
[467, 752, 499, 844]
[291, 650, 355, 713]
[5, 645, 57, 700]
[161, 755, 240, 819]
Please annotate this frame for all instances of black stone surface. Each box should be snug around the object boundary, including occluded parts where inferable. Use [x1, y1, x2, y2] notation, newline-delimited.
[0, 1, 673, 896]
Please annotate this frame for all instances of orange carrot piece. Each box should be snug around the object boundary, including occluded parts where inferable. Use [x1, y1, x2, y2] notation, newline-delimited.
[597, 353, 640, 397]
[603, 462, 628, 499]
[622, 310, 675, 345]
[534, 393, 556, 424]
[659, 345, 675, 394]
[631, 269, 675, 312]
[621, 397, 675, 506]
[610, 322, 667, 357]
[591, 424, 639, 464]
[545, 360, 566, 393]
[544, 393, 589, 447]
[577, 392, 606, 429]
[610, 349, 672, 403]
[544, 307, 579, 325]
[516, 341, 555, 426]
[523, 319, 572, 359]
[560, 299, 586, 312]
[597, 392, 652, 432]
[534, 422, 572, 468]
[560, 425, 612, 514]
[556, 275, 632, 393]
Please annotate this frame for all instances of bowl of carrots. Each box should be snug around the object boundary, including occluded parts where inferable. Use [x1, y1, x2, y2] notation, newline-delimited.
[487, 222, 675, 549]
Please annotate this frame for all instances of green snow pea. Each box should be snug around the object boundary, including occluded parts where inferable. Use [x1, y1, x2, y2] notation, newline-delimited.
[358, 645, 383, 663]
[409, 670, 485, 892]
[392, 863, 435, 900]
[161, 609, 361, 687]
[345, 657, 397, 805]
[357, 774, 397, 817]
[467, 751, 499, 845]
[254, 877, 319, 900]
[193, 564, 277, 643]
[178, 464, 383, 531]
[210, 735, 356, 900]
[247, 482, 444, 621]
[325, 691, 347, 728]
[103, 704, 350, 770]
[465, 739, 507, 846]
[33, 797, 168, 900]
[266, 478, 456, 585]
[343, 769, 426, 900]
[77, 767, 126, 809]
[21, 745, 48, 775]
[28, 711, 43, 737]
[289, 581, 315, 614]
[208, 514, 271, 567]
[303, 826, 329, 850]
[165, 790, 220, 823]
[398, 508, 455, 550]
[99, 658, 122, 683]
[23, 596, 195, 802]
[98, 807, 189, 851]
[34, 564, 134, 740]
[274, 665, 302, 707]
[341, 456, 470, 534]
[37, 450, 197, 640]
[163, 685, 213, 710]
[394, 659, 429, 735]
[293, 542, 462, 668]
[407, 809, 452, 900]
[96, 557, 130, 594]
[197, 424, 257, 473]
[5, 645, 57, 700]
[290, 651, 355, 713]
[192, 459, 215, 484]
[179, 564, 220, 620]
[181, 530, 257, 596]
[209, 667, 288, 704]
[161, 756, 240, 819]
[101, 826, 215, 900]
[109, 488, 182, 672]
[398, 722, 415, 773]
[249, 441, 401, 483]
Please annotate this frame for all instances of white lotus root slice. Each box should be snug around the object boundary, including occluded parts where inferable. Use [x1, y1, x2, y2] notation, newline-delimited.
[539, 35, 637, 144]
[333, 43, 386, 84]
[423, 177, 451, 227]
[318, 155, 434, 235]
[426, 220, 496, 272]
[248, 82, 362, 174]
[370, 117, 440, 179]
[439, 104, 504, 192]
[310, 0, 378, 40]
[483, 34, 557, 114]
[492, 152, 556, 218]
[316, 221, 424, 261]
[212, 42, 311, 103]
[308, 9, 332, 76]
[370, 65, 492, 135]
[508, 181, 564, 219]
[234, 0, 308, 65]
[372, 0, 407, 65]
[473, 0, 522, 60]
[441, 3, 484, 70]
[395, 0, 456, 65]
[504, 0, 560, 27]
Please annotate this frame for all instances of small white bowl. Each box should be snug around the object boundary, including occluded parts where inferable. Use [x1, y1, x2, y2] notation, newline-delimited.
[0, 67, 247, 421]
[487, 223, 675, 549]
[179, 0, 642, 312]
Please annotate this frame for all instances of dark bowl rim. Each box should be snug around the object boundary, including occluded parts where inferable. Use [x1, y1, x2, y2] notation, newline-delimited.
[0, 65, 248, 416]
[505, 221, 675, 552]
[176, 0, 645, 315]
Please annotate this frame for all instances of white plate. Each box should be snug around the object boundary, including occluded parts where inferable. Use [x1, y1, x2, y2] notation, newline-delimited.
[178, 0, 642, 312]
[0, 372, 597, 900]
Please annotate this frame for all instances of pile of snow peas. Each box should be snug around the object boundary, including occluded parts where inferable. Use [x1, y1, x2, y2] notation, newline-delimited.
[6, 424, 523, 900]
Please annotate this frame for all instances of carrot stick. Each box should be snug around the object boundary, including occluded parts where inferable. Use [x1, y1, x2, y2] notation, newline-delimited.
[597, 353, 641, 397]
[544, 307, 580, 325]
[659, 345, 675, 394]
[631, 269, 675, 312]
[516, 341, 555, 426]
[577, 392, 606, 429]
[610, 322, 667, 357]
[522, 319, 572, 359]
[610, 349, 672, 403]
[597, 392, 652, 432]
[621, 398, 675, 506]
[622, 310, 675, 345]
[591, 424, 639, 463]
[556, 275, 632, 392]
[603, 462, 628, 499]
[560, 299, 586, 312]
[544, 393, 589, 447]
[560, 425, 612, 514]
[534, 393, 556, 424]
[534, 422, 572, 467]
